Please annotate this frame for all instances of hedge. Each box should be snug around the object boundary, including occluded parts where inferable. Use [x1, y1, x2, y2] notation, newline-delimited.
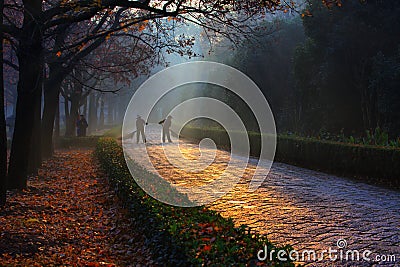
[95, 137, 295, 266]
[180, 127, 400, 189]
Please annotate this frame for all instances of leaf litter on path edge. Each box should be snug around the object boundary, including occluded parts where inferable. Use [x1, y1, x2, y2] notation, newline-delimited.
[0, 148, 157, 267]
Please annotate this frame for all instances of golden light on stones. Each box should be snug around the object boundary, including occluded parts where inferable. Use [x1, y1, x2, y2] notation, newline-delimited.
[122, 61, 276, 207]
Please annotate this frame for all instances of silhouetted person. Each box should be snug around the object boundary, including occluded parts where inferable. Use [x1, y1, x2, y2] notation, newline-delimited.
[159, 115, 172, 143]
[76, 115, 88, 137]
[136, 115, 147, 143]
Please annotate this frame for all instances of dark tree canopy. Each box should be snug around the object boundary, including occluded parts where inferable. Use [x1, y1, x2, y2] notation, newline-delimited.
[293, 0, 400, 136]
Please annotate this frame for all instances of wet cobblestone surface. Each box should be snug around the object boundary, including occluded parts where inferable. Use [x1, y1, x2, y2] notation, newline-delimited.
[124, 126, 400, 266]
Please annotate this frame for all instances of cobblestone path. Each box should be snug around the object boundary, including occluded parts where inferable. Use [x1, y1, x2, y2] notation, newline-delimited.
[124, 125, 400, 266]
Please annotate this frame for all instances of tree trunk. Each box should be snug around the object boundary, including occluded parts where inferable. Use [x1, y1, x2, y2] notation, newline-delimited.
[63, 95, 69, 135]
[94, 93, 100, 129]
[115, 104, 119, 124]
[28, 81, 42, 174]
[8, 0, 43, 189]
[99, 95, 104, 130]
[0, 0, 7, 206]
[55, 101, 60, 138]
[83, 95, 88, 118]
[8, 91, 41, 188]
[42, 72, 62, 158]
[88, 93, 96, 134]
[107, 97, 113, 126]
[66, 96, 79, 137]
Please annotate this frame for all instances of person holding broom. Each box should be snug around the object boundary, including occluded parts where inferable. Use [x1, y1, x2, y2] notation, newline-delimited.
[159, 115, 173, 143]
[136, 115, 147, 143]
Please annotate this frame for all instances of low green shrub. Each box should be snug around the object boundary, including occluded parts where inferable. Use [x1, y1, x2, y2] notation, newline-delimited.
[95, 137, 295, 266]
[55, 136, 100, 148]
[180, 127, 400, 189]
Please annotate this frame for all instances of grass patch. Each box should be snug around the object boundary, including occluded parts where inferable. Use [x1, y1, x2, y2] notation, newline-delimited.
[103, 125, 122, 139]
[55, 136, 100, 149]
[95, 137, 295, 266]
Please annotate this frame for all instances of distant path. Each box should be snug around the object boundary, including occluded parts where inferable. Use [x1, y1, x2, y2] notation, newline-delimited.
[0, 149, 156, 266]
[126, 125, 400, 266]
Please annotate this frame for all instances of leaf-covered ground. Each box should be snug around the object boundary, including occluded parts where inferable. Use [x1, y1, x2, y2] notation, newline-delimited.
[0, 149, 156, 266]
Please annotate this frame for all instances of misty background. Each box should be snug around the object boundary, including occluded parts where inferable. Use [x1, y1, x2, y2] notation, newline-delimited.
[4, 0, 400, 141]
